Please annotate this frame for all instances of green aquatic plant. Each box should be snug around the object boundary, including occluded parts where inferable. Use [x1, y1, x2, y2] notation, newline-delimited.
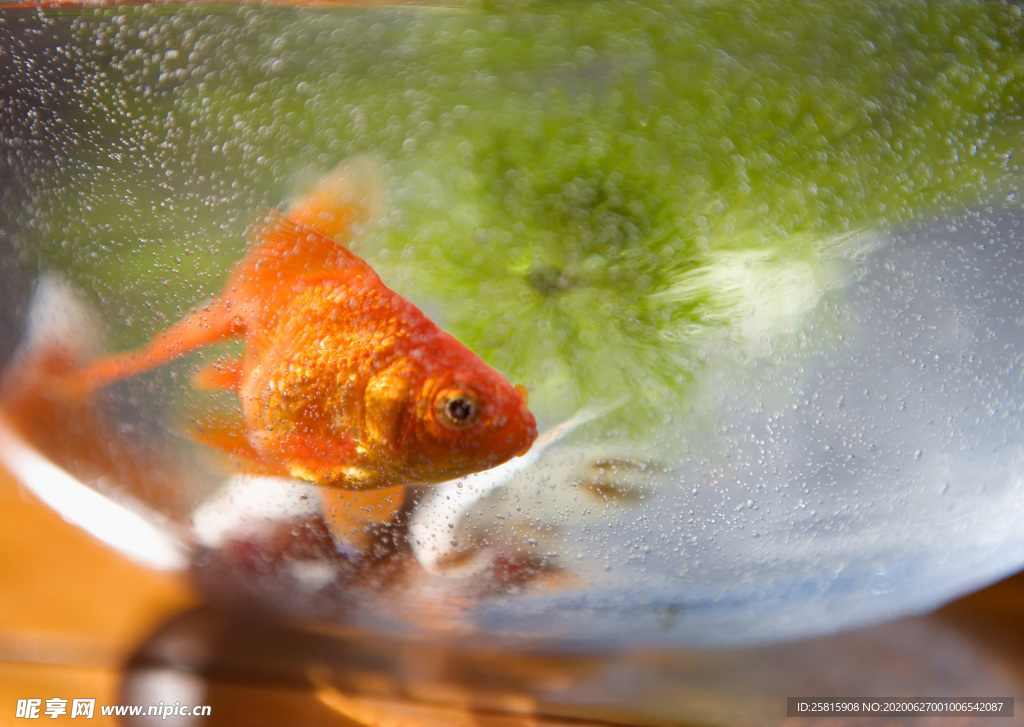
[362, 0, 1024, 422]
[11, 0, 1024, 427]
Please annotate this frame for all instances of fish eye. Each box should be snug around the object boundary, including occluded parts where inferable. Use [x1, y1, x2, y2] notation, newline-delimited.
[436, 389, 481, 429]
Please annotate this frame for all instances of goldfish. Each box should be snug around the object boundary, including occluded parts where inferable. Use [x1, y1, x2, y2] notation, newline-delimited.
[67, 161, 537, 490]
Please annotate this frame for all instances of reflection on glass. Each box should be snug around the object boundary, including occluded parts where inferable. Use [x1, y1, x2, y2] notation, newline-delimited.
[2, 0, 1024, 649]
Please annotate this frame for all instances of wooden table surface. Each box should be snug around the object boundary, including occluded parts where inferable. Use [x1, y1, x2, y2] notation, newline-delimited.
[0, 467, 194, 725]
[1, 463, 1021, 727]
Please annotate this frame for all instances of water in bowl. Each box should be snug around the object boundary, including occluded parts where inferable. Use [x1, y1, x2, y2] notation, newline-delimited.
[2, 0, 1024, 650]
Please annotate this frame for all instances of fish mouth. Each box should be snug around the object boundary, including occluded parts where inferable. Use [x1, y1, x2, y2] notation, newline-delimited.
[516, 422, 539, 457]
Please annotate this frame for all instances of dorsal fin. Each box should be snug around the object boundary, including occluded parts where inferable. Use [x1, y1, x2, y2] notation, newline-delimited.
[223, 212, 383, 321]
[224, 156, 384, 312]
[286, 155, 384, 245]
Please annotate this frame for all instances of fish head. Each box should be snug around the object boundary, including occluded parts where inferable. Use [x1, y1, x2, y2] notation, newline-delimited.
[397, 350, 537, 482]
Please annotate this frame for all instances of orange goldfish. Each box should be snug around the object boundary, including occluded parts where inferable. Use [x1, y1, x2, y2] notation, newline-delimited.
[68, 164, 537, 490]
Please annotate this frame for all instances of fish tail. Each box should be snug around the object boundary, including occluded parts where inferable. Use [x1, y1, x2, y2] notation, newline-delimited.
[64, 299, 240, 394]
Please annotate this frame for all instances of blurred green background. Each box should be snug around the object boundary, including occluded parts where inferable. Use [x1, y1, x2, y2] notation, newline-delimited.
[11, 0, 1024, 428]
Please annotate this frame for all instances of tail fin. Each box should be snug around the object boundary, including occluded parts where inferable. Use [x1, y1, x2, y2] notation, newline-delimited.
[62, 299, 240, 395]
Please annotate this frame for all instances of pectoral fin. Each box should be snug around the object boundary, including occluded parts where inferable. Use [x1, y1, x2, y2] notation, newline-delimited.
[192, 410, 289, 478]
[192, 354, 243, 393]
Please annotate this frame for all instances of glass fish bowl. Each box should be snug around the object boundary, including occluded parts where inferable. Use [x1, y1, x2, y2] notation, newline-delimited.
[2, 0, 1024, 662]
